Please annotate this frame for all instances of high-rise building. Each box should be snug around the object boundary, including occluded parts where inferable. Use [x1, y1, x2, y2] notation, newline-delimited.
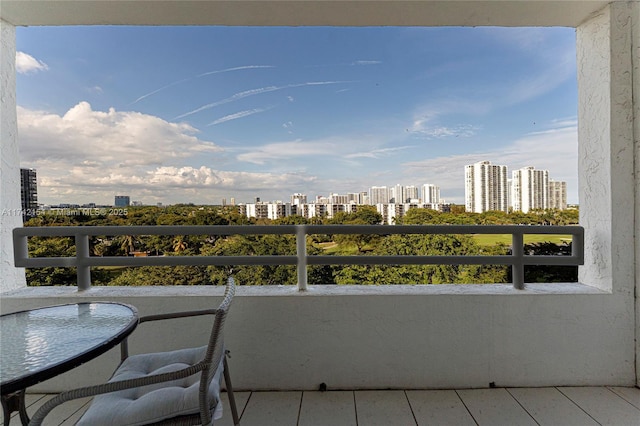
[114, 195, 130, 207]
[421, 184, 440, 204]
[330, 193, 349, 204]
[391, 184, 405, 203]
[291, 193, 307, 205]
[20, 168, 37, 216]
[464, 161, 508, 213]
[347, 193, 361, 204]
[511, 166, 549, 213]
[369, 186, 390, 204]
[548, 180, 567, 210]
[405, 185, 419, 202]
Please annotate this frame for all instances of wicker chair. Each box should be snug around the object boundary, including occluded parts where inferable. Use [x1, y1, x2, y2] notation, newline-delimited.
[29, 277, 239, 426]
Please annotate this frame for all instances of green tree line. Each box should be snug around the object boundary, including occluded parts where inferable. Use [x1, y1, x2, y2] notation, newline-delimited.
[23, 205, 579, 286]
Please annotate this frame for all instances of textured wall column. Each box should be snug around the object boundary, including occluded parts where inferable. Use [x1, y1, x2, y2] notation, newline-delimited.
[0, 20, 26, 293]
[632, 0, 639, 388]
[578, 2, 638, 386]
[577, 4, 635, 294]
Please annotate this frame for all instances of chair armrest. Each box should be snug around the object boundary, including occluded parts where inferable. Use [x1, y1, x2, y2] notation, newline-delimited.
[139, 308, 218, 323]
[29, 361, 207, 426]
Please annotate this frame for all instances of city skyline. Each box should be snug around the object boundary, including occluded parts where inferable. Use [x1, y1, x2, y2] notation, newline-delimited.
[16, 26, 578, 206]
[31, 160, 566, 210]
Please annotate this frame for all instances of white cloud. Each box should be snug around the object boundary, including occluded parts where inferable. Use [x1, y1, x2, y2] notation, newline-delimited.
[282, 121, 294, 134]
[196, 65, 275, 78]
[237, 140, 337, 164]
[352, 60, 382, 66]
[16, 51, 48, 74]
[132, 65, 275, 104]
[86, 86, 104, 94]
[17, 102, 322, 205]
[175, 81, 352, 119]
[345, 146, 414, 159]
[235, 131, 403, 165]
[19, 102, 220, 166]
[410, 123, 480, 139]
[207, 106, 273, 126]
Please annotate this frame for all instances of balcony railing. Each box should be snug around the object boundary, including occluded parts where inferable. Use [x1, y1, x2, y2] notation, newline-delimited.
[13, 224, 584, 291]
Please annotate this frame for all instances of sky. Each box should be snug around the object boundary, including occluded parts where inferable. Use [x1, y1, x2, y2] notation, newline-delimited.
[16, 26, 578, 206]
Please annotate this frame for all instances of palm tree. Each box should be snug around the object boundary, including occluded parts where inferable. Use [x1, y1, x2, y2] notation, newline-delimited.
[172, 235, 188, 253]
[119, 235, 137, 255]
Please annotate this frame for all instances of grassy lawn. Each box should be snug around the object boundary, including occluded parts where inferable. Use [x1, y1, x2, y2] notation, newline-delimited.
[471, 234, 572, 246]
[319, 235, 573, 254]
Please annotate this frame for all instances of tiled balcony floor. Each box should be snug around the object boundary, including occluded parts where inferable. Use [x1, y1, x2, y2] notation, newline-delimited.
[4, 387, 639, 425]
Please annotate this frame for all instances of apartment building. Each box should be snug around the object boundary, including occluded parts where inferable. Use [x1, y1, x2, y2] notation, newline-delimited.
[464, 161, 508, 213]
[290, 193, 307, 205]
[512, 166, 549, 213]
[20, 168, 37, 216]
[114, 195, 130, 207]
[422, 184, 440, 204]
[369, 186, 390, 205]
[549, 180, 568, 210]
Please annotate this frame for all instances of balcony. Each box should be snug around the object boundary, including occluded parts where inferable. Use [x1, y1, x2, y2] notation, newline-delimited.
[0, 0, 638, 423]
[0, 224, 633, 392]
[5, 224, 637, 424]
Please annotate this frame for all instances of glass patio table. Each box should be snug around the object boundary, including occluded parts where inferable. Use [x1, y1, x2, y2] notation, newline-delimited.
[0, 303, 138, 425]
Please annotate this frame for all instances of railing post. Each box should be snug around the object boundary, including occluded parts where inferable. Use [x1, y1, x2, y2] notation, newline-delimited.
[572, 229, 584, 261]
[75, 233, 91, 291]
[296, 225, 308, 291]
[512, 232, 524, 290]
[13, 231, 28, 265]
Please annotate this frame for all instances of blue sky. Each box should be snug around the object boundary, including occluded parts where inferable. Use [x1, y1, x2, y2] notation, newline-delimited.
[16, 26, 578, 206]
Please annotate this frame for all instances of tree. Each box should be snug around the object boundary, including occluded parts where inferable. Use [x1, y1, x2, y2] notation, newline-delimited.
[351, 206, 383, 225]
[329, 207, 383, 254]
[273, 215, 308, 225]
[172, 235, 188, 253]
[26, 236, 77, 286]
[119, 234, 137, 255]
[109, 265, 213, 286]
[401, 208, 438, 224]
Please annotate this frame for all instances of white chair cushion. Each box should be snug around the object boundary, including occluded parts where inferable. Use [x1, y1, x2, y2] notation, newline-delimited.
[77, 345, 224, 426]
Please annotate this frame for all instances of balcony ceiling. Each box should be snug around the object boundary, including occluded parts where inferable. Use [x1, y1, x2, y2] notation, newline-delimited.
[0, 0, 610, 27]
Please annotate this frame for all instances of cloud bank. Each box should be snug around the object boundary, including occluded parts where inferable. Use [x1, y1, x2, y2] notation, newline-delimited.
[17, 102, 317, 204]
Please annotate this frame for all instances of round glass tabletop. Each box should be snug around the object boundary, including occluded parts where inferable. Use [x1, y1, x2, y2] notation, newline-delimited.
[1, 303, 138, 394]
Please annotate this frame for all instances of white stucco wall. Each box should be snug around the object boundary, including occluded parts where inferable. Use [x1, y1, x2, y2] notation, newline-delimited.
[577, 2, 638, 388]
[0, 284, 635, 392]
[0, 20, 25, 293]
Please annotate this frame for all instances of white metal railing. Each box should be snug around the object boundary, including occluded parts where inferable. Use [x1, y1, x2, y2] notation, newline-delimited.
[13, 224, 584, 291]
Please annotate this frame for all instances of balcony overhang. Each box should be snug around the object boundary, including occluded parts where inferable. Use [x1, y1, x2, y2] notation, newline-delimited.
[0, 0, 610, 27]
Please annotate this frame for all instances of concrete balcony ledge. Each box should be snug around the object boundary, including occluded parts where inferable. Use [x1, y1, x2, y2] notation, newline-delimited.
[0, 281, 607, 303]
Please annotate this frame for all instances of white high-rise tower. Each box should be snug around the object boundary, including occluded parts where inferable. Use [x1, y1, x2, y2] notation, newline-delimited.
[369, 186, 390, 204]
[512, 166, 549, 213]
[421, 184, 440, 204]
[548, 180, 567, 210]
[465, 161, 508, 213]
